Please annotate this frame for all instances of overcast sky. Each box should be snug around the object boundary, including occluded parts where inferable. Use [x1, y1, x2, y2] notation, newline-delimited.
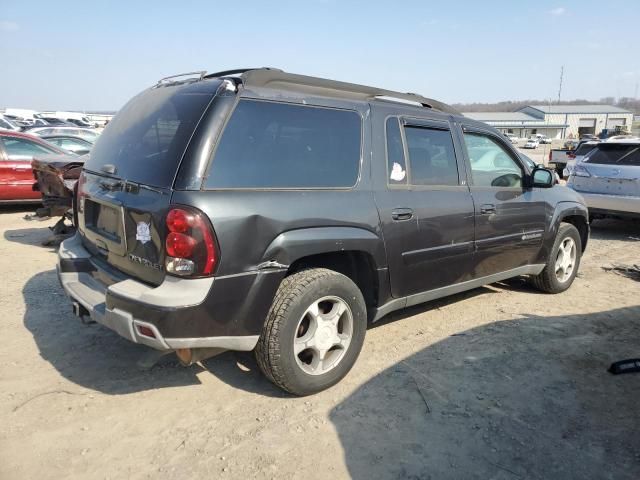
[1, 0, 639, 111]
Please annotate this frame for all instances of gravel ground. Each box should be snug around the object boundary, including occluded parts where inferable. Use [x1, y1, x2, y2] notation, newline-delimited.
[1, 207, 639, 480]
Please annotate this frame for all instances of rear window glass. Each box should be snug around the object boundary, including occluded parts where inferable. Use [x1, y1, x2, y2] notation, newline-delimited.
[585, 144, 640, 166]
[85, 85, 214, 188]
[205, 100, 361, 189]
[574, 143, 598, 156]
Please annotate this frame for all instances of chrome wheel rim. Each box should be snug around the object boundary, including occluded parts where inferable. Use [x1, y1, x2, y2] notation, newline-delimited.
[555, 237, 577, 283]
[294, 296, 353, 376]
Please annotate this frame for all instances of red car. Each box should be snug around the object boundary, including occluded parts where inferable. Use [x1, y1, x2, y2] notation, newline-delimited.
[0, 130, 67, 203]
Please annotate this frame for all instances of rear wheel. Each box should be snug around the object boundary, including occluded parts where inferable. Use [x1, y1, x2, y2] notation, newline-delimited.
[255, 268, 367, 396]
[531, 223, 581, 293]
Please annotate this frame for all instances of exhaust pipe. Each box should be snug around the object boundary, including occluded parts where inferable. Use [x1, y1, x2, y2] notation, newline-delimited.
[175, 347, 225, 366]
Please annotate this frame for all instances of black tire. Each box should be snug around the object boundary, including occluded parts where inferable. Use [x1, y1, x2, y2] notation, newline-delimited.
[531, 223, 582, 293]
[255, 268, 367, 396]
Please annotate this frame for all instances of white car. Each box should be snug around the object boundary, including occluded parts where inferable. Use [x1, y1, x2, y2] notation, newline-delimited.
[28, 126, 100, 141]
[563, 141, 599, 177]
[0, 114, 21, 131]
[504, 133, 519, 144]
[567, 138, 640, 220]
[523, 139, 539, 149]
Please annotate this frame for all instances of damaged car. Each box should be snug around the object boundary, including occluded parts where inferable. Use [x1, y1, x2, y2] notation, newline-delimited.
[57, 68, 589, 395]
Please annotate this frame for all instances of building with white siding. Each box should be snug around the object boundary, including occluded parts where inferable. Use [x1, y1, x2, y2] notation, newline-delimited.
[463, 104, 634, 140]
[518, 105, 633, 138]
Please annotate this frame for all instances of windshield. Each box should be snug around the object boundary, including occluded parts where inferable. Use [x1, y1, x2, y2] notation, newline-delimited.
[584, 144, 640, 166]
[85, 83, 214, 188]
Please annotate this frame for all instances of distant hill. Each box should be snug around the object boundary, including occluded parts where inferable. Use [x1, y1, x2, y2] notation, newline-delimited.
[452, 97, 640, 115]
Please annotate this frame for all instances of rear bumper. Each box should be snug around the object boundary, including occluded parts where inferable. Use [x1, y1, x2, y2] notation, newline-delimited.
[577, 192, 640, 216]
[57, 234, 285, 351]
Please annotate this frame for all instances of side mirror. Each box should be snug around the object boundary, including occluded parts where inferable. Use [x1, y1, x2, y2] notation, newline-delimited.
[532, 167, 554, 188]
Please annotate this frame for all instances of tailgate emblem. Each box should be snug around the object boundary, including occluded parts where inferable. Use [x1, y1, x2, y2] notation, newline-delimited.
[136, 222, 152, 244]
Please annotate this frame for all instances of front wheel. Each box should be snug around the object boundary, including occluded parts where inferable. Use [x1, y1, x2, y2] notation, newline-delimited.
[531, 223, 582, 293]
[255, 268, 367, 396]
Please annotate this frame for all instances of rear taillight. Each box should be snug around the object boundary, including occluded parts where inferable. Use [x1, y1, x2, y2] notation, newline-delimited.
[548, 151, 552, 162]
[573, 165, 591, 178]
[165, 206, 218, 277]
[567, 153, 576, 159]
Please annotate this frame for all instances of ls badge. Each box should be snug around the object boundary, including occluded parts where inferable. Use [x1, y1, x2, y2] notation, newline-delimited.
[136, 221, 152, 244]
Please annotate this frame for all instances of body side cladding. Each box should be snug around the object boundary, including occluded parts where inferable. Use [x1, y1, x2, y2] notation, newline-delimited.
[261, 226, 387, 269]
[539, 201, 589, 262]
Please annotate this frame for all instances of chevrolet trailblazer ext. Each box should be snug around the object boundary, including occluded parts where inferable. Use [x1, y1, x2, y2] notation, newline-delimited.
[58, 69, 589, 395]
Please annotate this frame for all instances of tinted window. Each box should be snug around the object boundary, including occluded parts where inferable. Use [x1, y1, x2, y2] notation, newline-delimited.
[206, 100, 361, 188]
[574, 143, 598, 156]
[405, 126, 458, 186]
[463, 132, 522, 187]
[585, 144, 640, 166]
[85, 85, 214, 188]
[386, 117, 407, 184]
[1, 137, 56, 156]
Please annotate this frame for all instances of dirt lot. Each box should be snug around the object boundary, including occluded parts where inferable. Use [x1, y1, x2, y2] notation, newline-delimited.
[1, 207, 640, 480]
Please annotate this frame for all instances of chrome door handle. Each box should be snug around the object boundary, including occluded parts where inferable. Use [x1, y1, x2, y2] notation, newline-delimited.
[391, 208, 414, 221]
[480, 204, 496, 214]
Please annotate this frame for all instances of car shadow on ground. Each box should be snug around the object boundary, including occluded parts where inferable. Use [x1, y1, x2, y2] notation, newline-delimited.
[22, 269, 285, 396]
[330, 305, 640, 480]
[4, 226, 59, 248]
[589, 218, 640, 242]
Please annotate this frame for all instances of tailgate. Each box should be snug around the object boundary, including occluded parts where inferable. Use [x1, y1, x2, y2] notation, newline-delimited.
[572, 164, 640, 196]
[78, 171, 171, 286]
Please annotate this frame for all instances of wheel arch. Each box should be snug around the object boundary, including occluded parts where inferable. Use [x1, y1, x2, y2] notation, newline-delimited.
[261, 227, 388, 316]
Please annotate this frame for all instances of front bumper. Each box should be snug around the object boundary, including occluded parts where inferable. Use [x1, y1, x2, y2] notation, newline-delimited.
[57, 234, 284, 351]
[576, 192, 640, 216]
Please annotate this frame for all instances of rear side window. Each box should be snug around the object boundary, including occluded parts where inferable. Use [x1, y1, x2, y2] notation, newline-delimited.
[585, 144, 640, 166]
[206, 100, 361, 189]
[386, 117, 407, 184]
[404, 126, 459, 186]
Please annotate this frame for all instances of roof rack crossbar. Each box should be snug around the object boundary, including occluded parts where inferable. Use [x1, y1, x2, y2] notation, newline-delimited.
[156, 71, 207, 86]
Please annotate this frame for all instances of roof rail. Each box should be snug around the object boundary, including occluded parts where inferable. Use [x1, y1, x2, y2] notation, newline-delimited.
[156, 71, 207, 86]
[203, 67, 282, 79]
[236, 69, 459, 114]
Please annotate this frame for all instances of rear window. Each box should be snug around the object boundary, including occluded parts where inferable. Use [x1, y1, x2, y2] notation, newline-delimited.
[585, 144, 640, 166]
[85, 85, 214, 188]
[205, 100, 361, 189]
[574, 143, 598, 156]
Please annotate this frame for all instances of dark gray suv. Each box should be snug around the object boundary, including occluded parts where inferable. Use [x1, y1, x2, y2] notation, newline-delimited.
[58, 68, 589, 395]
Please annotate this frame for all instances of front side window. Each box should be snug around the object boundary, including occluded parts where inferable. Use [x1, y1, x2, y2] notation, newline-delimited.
[206, 100, 361, 189]
[1, 137, 56, 157]
[404, 126, 459, 186]
[463, 132, 523, 187]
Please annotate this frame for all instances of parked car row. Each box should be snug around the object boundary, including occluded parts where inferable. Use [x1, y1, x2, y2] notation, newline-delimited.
[0, 130, 91, 204]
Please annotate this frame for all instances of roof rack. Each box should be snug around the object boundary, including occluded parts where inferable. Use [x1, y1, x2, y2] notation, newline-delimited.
[203, 67, 282, 79]
[203, 68, 459, 115]
[156, 71, 207, 86]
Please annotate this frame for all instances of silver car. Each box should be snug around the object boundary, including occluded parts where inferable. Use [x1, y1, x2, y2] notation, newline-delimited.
[567, 139, 640, 219]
